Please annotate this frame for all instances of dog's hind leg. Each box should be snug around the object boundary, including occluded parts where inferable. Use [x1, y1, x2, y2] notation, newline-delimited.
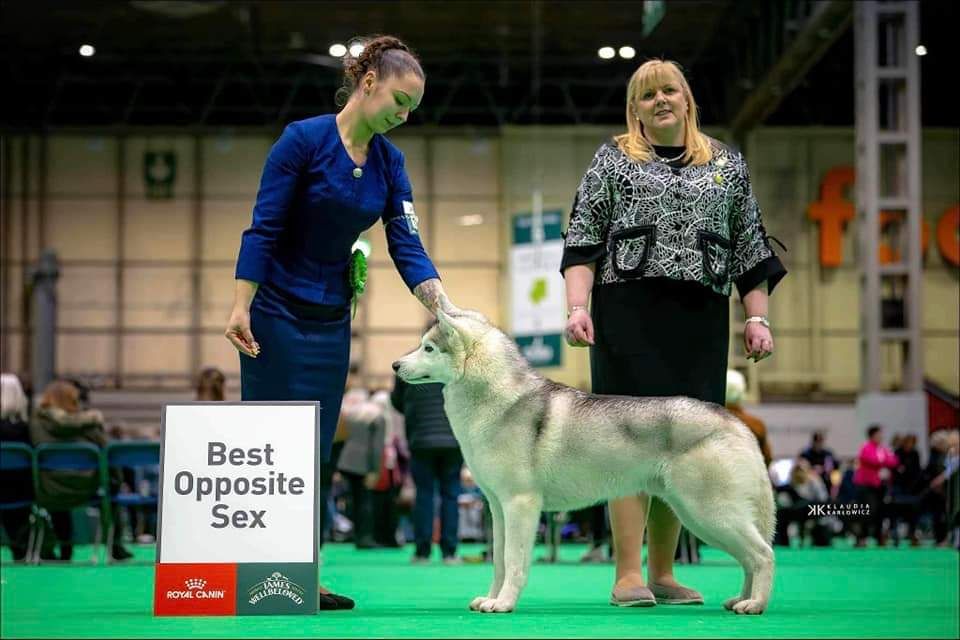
[730, 523, 773, 614]
[667, 497, 774, 615]
[470, 491, 505, 611]
[701, 522, 772, 614]
[723, 569, 752, 611]
[477, 493, 543, 613]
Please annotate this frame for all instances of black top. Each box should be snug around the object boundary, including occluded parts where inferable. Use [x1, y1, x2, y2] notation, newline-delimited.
[391, 377, 459, 451]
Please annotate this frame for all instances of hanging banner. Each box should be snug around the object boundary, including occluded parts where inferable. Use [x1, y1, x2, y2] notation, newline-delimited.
[510, 210, 565, 368]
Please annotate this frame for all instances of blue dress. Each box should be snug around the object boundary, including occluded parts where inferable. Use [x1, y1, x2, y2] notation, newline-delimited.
[235, 115, 439, 461]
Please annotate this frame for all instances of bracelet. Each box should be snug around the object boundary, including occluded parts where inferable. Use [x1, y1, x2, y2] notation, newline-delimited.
[568, 305, 588, 317]
[745, 316, 770, 328]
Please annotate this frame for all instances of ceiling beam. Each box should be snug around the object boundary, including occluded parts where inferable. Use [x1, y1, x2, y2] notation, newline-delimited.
[729, 0, 853, 141]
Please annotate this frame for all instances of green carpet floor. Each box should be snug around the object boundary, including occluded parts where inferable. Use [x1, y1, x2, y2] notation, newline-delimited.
[1, 543, 957, 638]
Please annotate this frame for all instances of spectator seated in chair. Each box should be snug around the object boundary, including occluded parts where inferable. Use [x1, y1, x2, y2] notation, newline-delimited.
[1, 373, 35, 561]
[29, 380, 133, 561]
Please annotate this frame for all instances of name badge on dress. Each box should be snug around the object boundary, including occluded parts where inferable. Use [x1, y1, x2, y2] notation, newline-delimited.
[402, 201, 420, 235]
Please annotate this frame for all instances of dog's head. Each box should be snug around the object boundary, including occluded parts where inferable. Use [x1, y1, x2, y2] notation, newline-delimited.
[392, 309, 490, 385]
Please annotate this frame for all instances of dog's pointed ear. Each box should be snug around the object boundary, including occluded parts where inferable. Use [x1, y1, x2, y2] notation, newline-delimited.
[436, 308, 457, 336]
[436, 309, 471, 347]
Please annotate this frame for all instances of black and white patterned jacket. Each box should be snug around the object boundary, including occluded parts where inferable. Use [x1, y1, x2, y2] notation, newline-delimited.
[560, 138, 786, 298]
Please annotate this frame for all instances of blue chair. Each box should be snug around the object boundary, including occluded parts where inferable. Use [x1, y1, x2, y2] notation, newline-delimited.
[0, 442, 34, 509]
[33, 442, 108, 564]
[101, 441, 160, 562]
[0, 442, 40, 561]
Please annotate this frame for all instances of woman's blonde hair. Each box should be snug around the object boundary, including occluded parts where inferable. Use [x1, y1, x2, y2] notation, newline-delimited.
[614, 59, 713, 166]
[39, 380, 81, 414]
[0, 373, 29, 421]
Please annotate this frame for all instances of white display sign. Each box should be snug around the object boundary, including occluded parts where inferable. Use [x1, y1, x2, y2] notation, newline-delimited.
[157, 403, 320, 564]
[510, 210, 566, 367]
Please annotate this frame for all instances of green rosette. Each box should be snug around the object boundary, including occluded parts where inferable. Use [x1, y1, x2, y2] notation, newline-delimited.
[349, 248, 368, 319]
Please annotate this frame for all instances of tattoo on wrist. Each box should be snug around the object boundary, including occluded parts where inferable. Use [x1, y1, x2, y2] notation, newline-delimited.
[414, 279, 447, 313]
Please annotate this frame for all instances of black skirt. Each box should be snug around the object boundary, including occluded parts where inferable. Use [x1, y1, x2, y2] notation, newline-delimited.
[589, 278, 729, 405]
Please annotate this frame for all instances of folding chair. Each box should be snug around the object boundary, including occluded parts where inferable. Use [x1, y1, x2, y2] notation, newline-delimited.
[0, 442, 40, 562]
[101, 441, 160, 563]
[33, 442, 109, 564]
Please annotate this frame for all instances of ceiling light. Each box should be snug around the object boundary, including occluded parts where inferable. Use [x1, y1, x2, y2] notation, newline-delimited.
[329, 43, 347, 57]
[349, 43, 365, 57]
[458, 214, 484, 226]
[915, 45, 927, 56]
[619, 46, 636, 59]
[79, 44, 96, 57]
[598, 46, 615, 60]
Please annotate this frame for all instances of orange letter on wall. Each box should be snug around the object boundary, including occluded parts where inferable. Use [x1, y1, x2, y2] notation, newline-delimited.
[937, 205, 960, 266]
[878, 212, 931, 264]
[807, 167, 855, 267]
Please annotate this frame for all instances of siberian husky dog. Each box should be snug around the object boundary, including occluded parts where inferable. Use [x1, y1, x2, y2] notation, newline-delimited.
[392, 310, 775, 615]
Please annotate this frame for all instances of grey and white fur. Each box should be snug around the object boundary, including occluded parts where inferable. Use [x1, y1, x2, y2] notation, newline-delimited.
[392, 310, 775, 615]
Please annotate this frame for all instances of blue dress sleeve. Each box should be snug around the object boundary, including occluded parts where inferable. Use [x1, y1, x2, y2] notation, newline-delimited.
[382, 150, 440, 291]
[235, 122, 309, 283]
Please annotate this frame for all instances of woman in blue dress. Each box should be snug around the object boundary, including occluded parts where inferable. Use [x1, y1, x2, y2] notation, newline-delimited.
[225, 36, 455, 610]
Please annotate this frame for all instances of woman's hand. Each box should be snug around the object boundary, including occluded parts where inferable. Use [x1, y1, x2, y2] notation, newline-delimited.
[744, 322, 774, 362]
[564, 308, 595, 347]
[225, 306, 260, 358]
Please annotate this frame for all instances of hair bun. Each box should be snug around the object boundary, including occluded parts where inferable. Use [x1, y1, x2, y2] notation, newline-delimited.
[335, 34, 423, 108]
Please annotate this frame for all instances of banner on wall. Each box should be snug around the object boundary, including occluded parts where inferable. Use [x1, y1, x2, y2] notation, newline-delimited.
[144, 150, 177, 199]
[510, 210, 565, 368]
[154, 402, 320, 616]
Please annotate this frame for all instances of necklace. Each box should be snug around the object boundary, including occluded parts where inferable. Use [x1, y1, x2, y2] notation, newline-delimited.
[654, 149, 685, 163]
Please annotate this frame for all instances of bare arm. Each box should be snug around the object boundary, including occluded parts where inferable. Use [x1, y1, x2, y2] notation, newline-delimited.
[741, 283, 773, 362]
[233, 279, 259, 311]
[741, 284, 768, 318]
[413, 278, 456, 316]
[563, 264, 595, 347]
[564, 264, 595, 310]
[225, 279, 261, 357]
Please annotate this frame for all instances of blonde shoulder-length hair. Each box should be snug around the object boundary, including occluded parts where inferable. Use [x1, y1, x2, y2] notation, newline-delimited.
[613, 59, 713, 166]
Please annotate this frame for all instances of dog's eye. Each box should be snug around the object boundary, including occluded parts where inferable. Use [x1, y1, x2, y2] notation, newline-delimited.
[424, 345, 434, 353]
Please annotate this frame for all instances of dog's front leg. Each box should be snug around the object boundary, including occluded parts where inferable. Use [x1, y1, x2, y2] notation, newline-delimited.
[470, 492, 505, 611]
[477, 493, 542, 613]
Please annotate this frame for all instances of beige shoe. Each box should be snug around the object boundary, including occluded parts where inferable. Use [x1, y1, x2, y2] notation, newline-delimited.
[609, 585, 657, 607]
[649, 582, 704, 605]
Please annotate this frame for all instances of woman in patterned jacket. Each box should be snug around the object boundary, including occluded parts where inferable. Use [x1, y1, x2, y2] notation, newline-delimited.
[561, 59, 786, 607]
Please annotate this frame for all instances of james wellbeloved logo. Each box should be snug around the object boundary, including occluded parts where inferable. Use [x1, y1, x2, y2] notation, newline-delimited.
[236, 563, 316, 615]
[247, 571, 306, 606]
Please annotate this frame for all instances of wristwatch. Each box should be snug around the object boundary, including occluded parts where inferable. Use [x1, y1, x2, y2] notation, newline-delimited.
[745, 316, 770, 328]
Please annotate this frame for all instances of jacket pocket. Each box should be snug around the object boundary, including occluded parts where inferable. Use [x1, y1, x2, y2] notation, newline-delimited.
[697, 230, 731, 283]
[609, 225, 656, 279]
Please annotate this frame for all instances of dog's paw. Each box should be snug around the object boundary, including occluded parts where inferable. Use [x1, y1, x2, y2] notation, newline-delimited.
[478, 598, 515, 613]
[723, 596, 746, 611]
[469, 596, 494, 611]
[731, 599, 766, 615]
